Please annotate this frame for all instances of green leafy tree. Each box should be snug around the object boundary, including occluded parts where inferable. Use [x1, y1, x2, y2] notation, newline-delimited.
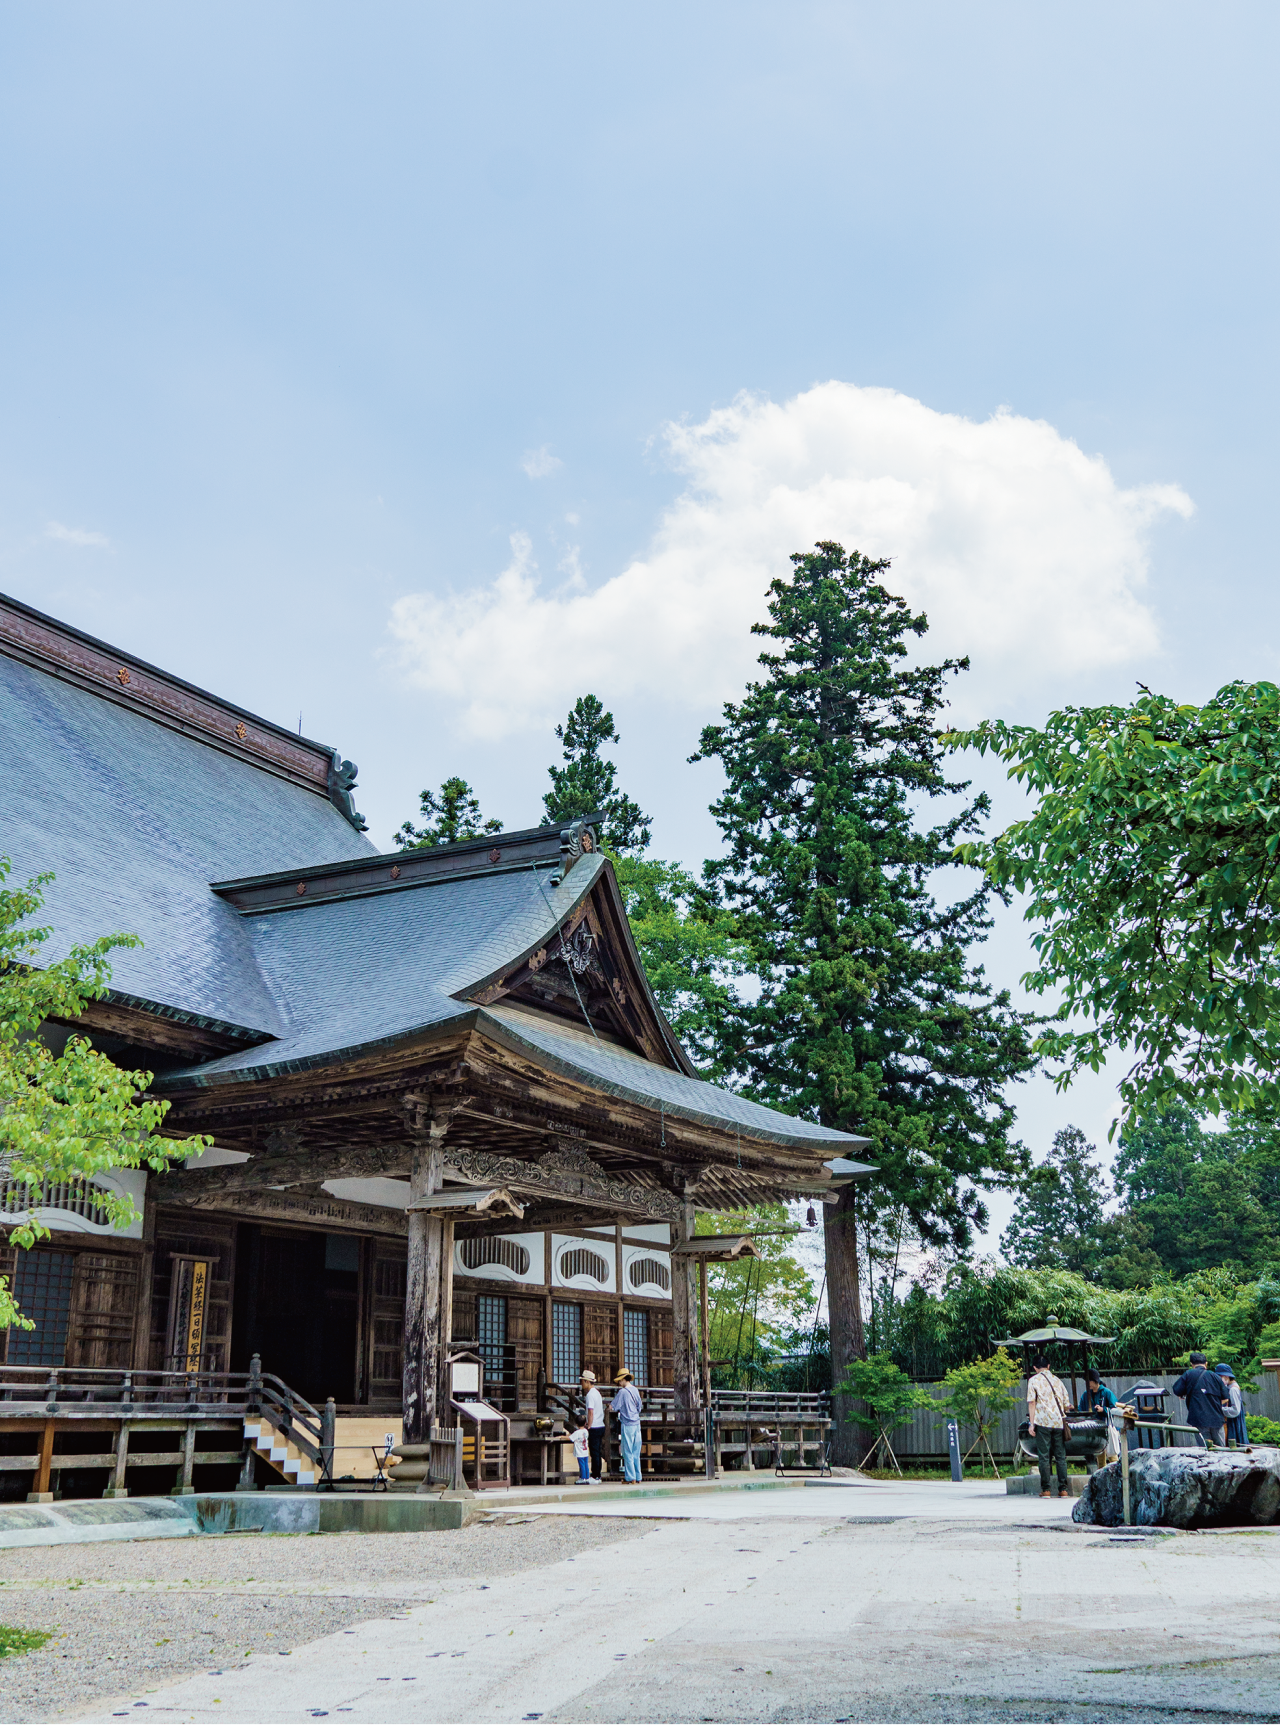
[950, 679, 1280, 1121]
[613, 856, 746, 1070]
[543, 694, 651, 854]
[394, 777, 503, 850]
[696, 1204, 816, 1384]
[999, 1126, 1111, 1276]
[0, 860, 208, 1329]
[929, 1346, 1022, 1475]
[836, 1351, 927, 1471]
[692, 541, 1038, 1250]
[1113, 1108, 1275, 1279]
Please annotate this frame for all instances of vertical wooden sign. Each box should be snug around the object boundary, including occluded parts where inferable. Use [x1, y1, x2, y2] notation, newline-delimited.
[167, 1256, 210, 1373]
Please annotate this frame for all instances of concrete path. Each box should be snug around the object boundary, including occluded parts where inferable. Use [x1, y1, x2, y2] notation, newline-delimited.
[73, 1482, 1280, 1724]
[497, 1478, 1072, 1522]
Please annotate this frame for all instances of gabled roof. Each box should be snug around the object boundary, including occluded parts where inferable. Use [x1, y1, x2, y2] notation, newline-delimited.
[3, 596, 872, 1166]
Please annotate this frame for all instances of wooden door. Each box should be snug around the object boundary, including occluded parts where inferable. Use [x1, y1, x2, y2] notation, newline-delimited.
[368, 1240, 407, 1406]
[451, 1288, 477, 1348]
[583, 1304, 617, 1384]
[652, 1308, 674, 1388]
[508, 1297, 543, 1411]
[69, 1250, 140, 1368]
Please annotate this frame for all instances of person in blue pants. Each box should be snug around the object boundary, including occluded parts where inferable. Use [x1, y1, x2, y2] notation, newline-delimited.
[611, 1367, 643, 1483]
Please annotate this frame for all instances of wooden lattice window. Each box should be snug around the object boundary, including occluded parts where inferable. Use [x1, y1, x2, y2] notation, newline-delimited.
[459, 1236, 530, 1276]
[558, 1246, 609, 1285]
[627, 1257, 670, 1292]
[2, 1179, 114, 1227]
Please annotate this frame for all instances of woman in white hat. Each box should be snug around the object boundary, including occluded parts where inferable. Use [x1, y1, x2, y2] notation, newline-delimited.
[611, 1367, 643, 1484]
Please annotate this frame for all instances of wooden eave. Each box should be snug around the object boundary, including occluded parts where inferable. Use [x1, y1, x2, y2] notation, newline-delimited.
[152, 1020, 840, 1214]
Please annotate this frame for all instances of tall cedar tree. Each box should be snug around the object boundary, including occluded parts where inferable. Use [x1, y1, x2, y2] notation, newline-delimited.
[543, 694, 652, 853]
[693, 542, 1036, 1248]
[998, 1126, 1111, 1274]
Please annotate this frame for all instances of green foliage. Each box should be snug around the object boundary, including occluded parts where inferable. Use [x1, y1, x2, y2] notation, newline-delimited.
[929, 1347, 1022, 1443]
[394, 777, 502, 850]
[543, 694, 652, 854]
[693, 542, 1037, 1250]
[1112, 1108, 1280, 1279]
[0, 860, 209, 1330]
[1244, 1414, 1280, 1445]
[611, 855, 747, 1068]
[0, 1626, 51, 1660]
[888, 1259, 1280, 1384]
[950, 679, 1280, 1122]
[836, 1351, 925, 1431]
[999, 1126, 1111, 1276]
[695, 1204, 817, 1384]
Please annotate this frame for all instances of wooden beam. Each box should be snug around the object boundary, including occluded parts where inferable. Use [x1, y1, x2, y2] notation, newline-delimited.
[153, 1143, 411, 1201]
[411, 1187, 524, 1220]
[179, 1187, 409, 1237]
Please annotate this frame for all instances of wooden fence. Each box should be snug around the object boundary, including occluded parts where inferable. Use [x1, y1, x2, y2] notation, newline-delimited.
[863, 1369, 1280, 1463]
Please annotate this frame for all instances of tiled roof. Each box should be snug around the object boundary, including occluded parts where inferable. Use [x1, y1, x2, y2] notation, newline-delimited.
[2, 650, 376, 1035]
[159, 855, 603, 1084]
[5, 611, 868, 1156]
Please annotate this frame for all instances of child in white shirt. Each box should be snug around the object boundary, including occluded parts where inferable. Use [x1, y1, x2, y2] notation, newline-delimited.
[569, 1425, 591, 1483]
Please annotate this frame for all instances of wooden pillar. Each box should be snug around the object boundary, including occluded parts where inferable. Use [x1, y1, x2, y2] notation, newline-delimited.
[28, 1419, 56, 1502]
[435, 1219, 456, 1424]
[106, 1422, 131, 1498]
[131, 1184, 158, 1369]
[671, 1202, 702, 1425]
[698, 1259, 712, 1405]
[403, 1129, 446, 1445]
[824, 1184, 867, 1468]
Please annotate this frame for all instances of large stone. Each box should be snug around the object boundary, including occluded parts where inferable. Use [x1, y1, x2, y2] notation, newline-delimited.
[1072, 1446, 1280, 1528]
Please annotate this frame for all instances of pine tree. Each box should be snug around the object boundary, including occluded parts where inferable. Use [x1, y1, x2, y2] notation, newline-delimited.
[543, 694, 651, 854]
[693, 541, 1036, 1249]
[394, 777, 502, 850]
[999, 1126, 1111, 1273]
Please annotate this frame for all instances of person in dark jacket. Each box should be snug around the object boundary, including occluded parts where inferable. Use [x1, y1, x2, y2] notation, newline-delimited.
[1172, 1353, 1228, 1446]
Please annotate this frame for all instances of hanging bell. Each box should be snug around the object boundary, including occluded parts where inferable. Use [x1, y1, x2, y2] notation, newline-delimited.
[805, 1203, 818, 1229]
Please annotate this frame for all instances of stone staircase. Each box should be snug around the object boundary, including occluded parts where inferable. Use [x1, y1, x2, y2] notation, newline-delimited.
[243, 1417, 321, 1486]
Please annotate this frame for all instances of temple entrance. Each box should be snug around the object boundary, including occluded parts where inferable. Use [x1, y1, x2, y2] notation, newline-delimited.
[230, 1224, 360, 1404]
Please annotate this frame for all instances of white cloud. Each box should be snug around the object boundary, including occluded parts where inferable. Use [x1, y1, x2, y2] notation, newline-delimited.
[46, 520, 109, 547]
[520, 445, 562, 479]
[390, 383, 1193, 739]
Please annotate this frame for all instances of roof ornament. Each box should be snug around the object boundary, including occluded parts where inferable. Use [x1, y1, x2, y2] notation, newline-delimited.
[327, 752, 368, 832]
[549, 818, 597, 886]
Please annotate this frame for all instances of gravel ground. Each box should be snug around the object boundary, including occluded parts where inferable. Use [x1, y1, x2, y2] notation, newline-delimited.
[0, 1515, 660, 1723]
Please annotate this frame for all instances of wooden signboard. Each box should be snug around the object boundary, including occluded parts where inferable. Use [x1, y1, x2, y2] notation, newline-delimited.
[166, 1254, 210, 1373]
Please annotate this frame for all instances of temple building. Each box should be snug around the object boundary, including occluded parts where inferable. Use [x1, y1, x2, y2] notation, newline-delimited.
[0, 591, 871, 1492]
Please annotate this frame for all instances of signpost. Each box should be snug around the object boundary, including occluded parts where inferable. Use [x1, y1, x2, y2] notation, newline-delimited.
[947, 1419, 963, 1482]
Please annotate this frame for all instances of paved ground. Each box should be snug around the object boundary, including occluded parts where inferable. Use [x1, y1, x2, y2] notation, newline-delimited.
[2, 1481, 1278, 1724]
[0, 1516, 658, 1723]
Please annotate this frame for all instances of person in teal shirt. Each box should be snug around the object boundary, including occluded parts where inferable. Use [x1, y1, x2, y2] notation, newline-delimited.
[1085, 1367, 1117, 1413]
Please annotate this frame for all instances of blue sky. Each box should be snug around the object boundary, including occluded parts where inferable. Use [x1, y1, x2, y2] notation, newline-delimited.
[4, 3, 1278, 1231]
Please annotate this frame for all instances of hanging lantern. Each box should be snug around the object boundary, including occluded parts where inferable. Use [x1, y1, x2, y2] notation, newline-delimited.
[805, 1203, 818, 1228]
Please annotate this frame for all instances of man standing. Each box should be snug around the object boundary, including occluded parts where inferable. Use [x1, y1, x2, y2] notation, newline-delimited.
[1172, 1353, 1228, 1446]
[580, 1369, 605, 1482]
[1027, 1349, 1072, 1500]
[611, 1366, 643, 1484]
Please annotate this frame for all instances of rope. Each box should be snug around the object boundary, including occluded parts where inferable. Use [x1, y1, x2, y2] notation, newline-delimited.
[532, 862, 602, 1046]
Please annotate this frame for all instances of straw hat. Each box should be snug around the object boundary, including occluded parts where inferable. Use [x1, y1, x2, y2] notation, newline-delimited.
[580, 1369, 597, 1384]
[615, 1367, 634, 1383]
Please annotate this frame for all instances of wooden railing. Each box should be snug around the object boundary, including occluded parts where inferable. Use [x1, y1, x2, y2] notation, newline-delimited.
[0, 1355, 335, 1487]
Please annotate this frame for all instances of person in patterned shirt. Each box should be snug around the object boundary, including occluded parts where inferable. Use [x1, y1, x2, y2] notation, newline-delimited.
[1028, 1349, 1073, 1499]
